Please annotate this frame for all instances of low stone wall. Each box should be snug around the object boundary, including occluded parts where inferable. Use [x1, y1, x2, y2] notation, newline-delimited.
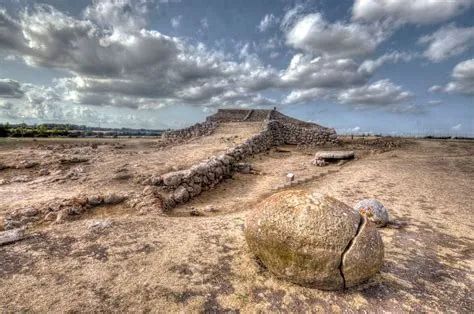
[278, 122, 337, 146]
[206, 109, 250, 122]
[162, 121, 218, 141]
[135, 120, 336, 212]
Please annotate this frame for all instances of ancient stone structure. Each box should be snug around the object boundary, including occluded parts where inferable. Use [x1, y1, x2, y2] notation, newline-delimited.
[137, 109, 338, 211]
[162, 121, 218, 141]
[354, 199, 390, 227]
[245, 190, 384, 290]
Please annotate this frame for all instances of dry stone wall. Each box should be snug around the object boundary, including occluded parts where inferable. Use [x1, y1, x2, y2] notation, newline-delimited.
[162, 121, 218, 142]
[138, 119, 337, 211]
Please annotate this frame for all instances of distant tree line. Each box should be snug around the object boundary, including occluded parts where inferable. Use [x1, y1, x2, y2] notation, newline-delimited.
[0, 123, 164, 138]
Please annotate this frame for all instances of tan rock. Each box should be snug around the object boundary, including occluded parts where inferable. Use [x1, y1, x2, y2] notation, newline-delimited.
[342, 217, 384, 288]
[245, 190, 360, 290]
[245, 190, 384, 290]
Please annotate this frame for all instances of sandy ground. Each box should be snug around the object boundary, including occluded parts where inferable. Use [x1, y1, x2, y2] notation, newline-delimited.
[0, 128, 473, 312]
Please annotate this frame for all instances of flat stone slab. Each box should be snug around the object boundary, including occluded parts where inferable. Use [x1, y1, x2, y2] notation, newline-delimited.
[314, 151, 355, 160]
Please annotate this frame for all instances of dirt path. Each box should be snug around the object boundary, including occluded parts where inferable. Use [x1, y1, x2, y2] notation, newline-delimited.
[0, 138, 473, 312]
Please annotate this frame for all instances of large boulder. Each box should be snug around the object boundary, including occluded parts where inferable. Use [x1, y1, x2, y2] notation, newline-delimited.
[245, 190, 384, 290]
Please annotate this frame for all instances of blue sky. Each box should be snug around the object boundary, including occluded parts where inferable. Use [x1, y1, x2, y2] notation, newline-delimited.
[0, 0, 473, 135]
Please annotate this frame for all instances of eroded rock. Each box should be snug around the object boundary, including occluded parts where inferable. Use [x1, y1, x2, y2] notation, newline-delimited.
[245, 190, 384, 290]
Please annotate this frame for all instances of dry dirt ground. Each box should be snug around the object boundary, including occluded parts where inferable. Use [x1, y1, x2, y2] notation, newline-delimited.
[0, 124, 473, 312]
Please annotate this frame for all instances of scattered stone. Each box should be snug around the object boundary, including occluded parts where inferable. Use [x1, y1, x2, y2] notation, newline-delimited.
[286, 173, 295, 181]
[10, 175, 31, 183]
[38, 168, 50, 176]
[103, 193, 127, 205]
[0, 228, 26, 246]
[87, 195, 104, 206]
[233, 163, 252, 174]
[204, 205, 219, 212]
[86, 219, 112, 230]
[354, 199, 390, 227]
[313, 159, 329, 167]
[189, 208, 204, 216]
[245, 190, 384, 290]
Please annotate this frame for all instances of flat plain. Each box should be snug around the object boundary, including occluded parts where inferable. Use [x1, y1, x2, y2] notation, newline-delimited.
[0, 122, 473, 312]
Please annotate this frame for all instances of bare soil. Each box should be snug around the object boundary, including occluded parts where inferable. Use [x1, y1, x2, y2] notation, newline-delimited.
[0, 125, 473, 312]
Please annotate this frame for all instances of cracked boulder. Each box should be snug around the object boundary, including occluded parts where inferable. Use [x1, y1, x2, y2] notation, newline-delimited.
[245, 190, 384, 290]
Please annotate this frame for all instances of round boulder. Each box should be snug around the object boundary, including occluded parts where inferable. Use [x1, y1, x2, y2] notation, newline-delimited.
[245, 190, 384, 290]
[354, 199, 389, 227]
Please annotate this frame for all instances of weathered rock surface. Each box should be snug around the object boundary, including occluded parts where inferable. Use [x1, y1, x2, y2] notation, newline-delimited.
[245, 190, 384, 290]
[314, 151, 355, 160]
[354, 199, 390, 227]
[342, 217, 384, 287]
[0, 228, 25, 245]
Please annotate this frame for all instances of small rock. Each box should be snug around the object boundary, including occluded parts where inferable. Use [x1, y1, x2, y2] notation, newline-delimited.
[190, 208, 204, 216]
[38, 169, 50, 176]
[103, 193, 126, 205]
[86, 219, 112, 230]
[173, 185, 189, 203]
[204, 205, 218, 212]
[87, 195, 104, 206]
[233, 163, 252, 174]
[286, 173, 295, 181]
[354, 199, 389, 227]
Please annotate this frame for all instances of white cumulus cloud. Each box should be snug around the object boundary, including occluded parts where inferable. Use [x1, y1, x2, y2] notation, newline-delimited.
[285, 12, 388, 58]
[353, 0, 474, 25]
[419, 24, 474, 62]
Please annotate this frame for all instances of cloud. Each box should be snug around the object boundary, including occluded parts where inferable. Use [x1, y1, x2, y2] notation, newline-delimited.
[419, 24, 474, 62]
[171, 15, 182, 29]
[352, 0, 474, 25]
[285, 12, 388, 58]
[83, 0, 152, 31]
[282, 88, 330, 105]
[452, 124, 462, 130]
[358, 51, 417, 76]
[0, 1, 421, 121]
[258, 14, 279, 32]
[280, 54, 369, 89]
[429, 59, 474, 95]
[0, 79, 24, 98]
[338, 79, 413, 105]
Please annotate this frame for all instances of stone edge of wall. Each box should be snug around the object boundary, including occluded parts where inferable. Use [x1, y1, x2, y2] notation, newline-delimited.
[162, 120, 219, 142]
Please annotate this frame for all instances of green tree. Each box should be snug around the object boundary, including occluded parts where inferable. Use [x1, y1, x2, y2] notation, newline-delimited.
[0, 124, 8, 137]
[36, 124, 48, 137]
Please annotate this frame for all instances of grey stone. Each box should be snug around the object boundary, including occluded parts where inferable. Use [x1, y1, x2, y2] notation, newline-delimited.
[173, 185, 189, 203]
[354, 199, 390, 227]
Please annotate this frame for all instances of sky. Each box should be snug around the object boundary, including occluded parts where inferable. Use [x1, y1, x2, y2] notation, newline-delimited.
[0, 0, 473, 135]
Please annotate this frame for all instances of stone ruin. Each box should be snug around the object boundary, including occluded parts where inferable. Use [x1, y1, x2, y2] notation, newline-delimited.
[2, 108, 339, 228]
[141, 109, 338, 212]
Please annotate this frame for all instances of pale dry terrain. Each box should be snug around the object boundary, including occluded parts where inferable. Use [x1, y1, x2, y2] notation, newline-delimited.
[0, 124, 473, 312]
